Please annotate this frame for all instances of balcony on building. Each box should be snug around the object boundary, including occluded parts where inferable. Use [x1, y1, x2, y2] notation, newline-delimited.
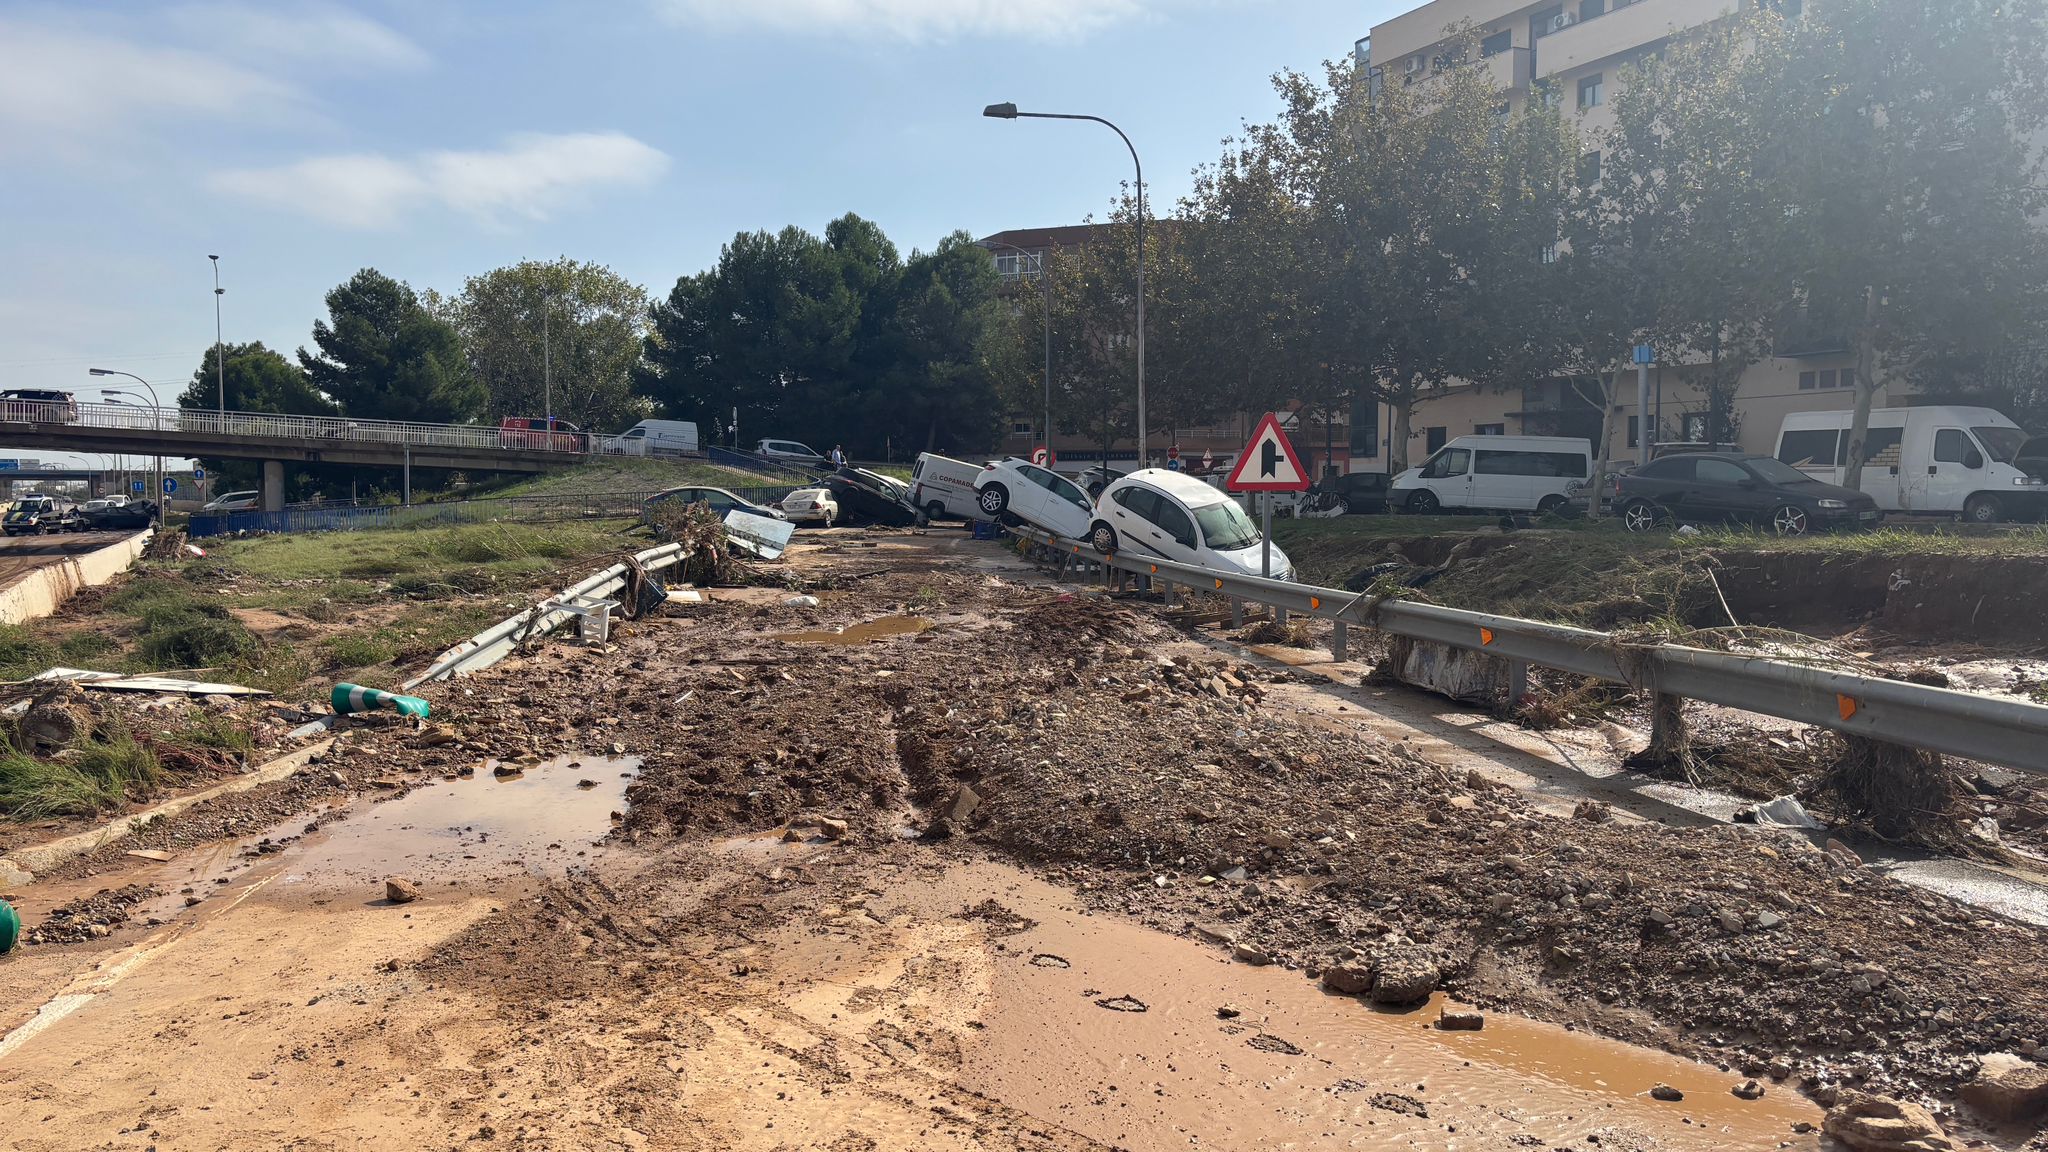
[1533, 0, 1732, 79]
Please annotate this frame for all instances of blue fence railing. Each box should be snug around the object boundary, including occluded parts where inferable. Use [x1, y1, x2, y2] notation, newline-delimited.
[707, 446, 826, 483]
[187, 485, 803, 538]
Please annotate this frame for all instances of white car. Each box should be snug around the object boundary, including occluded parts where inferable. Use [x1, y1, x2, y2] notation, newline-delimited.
[778, 487, 839, 526]
[1092, 468, 1294, 581]
[972, 458, 1095, 541]
[755, 438, 827, 467]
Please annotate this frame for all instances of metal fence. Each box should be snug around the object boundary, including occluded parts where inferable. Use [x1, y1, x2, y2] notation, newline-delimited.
[188, 485, 801, 538]
[1008, 526, 2048, 775]
[0, 399, 707, 460]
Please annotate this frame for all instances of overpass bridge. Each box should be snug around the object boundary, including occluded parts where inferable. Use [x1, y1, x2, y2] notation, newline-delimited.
[0, 401, 613, 510]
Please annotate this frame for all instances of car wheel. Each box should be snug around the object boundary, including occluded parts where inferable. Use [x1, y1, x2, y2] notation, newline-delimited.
[1621, 500, 1664, 533]
[1770, 504, 1810, 536]
[1963, 494, 2003, 524]
[1090, 521, 1119, 554]
[1537, 494, 1567, 515]
[1406, 490, 1441, 514]
[977, 484, 1009, 517]
[924, 501, 946, 522]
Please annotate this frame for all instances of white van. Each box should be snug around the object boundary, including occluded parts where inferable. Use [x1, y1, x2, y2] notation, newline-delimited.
[1092, 468, 1294, 581]
[908, 452, 986, 522]
[607, 419, 699, 455]
[1390, 435, 1592, 514]
[1775, 406, 2044, 522]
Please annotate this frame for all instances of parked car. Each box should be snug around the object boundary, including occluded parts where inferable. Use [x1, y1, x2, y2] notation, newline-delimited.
[823, 472, 917, 527]
[754, 438, 828, 468]
[909, 452, 987, 522]
[1326, 470, 1392, 515]
[1616, 452, 1881, 535]
[1391, 435, 1593, 514]
[846, 467, 909, 505]
[0, 389, 80, 423]
[640, 486, 785, 523]
[1092, 469, 1294, 580]
[499, 416, 586, 452]
[81, 500, 157, 531]
[778, 487, 840, 526]
[606, 419, 700, 456]
[1073, 465, 1127, 499]
[3, 495, 71, 535]
[201, 490, 260, 513]
[1776, 405, 2042, 523]
[973, 458, 1095, 540]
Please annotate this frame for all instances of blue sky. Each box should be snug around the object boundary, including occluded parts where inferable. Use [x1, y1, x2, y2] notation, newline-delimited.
[0, 0, 1393, 435]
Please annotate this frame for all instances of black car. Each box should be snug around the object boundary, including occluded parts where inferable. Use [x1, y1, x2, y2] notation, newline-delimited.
[1326, 471, 1392, 515]
[80, 501, 158, 531]
[1615, 453, 1881, 535]
[821, 474, 916, 527]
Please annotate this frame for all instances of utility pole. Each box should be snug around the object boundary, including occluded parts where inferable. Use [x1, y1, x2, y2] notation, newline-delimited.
[209, 255, 225, 413]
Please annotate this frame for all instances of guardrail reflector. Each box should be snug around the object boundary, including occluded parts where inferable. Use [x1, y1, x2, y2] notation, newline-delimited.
[1310, 596, 1322, 610]
[1480, 627, 1496, 646]
[1838, 694, 1858, 720]
[1149, 564, 1158, 574]
[1214, 578, 1224, 589]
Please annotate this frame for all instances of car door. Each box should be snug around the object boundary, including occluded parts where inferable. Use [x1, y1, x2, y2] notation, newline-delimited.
[1920, 427, 1981, 513]
[1147, 493, 1202, 562]
[1108, 486, 1182, 558]
[1416, 447, 1473, 507]
[1689, 457, 1763, 524]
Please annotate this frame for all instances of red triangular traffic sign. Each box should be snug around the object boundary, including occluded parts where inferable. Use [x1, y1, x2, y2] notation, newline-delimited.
[1224, 412, 1312, 492]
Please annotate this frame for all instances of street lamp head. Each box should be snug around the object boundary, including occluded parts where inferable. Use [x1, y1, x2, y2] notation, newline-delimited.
[983, 102, 1019, 119]
[88, 368, 113, 376]
[208, 254, 219, 261]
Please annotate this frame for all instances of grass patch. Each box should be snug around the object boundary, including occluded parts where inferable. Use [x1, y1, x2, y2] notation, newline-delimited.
[167, 711, 256, 754]
[0, 724, 163, 821]
[0, 624, 59, 682]
[322, 631, 399, 670]
[459, 459, 790, 500]
[198, 520, 629, 584]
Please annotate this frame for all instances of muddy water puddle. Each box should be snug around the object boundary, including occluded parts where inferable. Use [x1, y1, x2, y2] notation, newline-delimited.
[897, 865, 1819, 1151]
[773, 615, 934, 645]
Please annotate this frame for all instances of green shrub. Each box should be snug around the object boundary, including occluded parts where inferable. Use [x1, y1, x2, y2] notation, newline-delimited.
[0, 725, 163, 821]
[55, 632, 117, 664]
[322, 631, 398, 670]
[138, 618, 257, 669]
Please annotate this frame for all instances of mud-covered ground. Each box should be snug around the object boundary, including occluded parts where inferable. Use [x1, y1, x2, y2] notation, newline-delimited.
[3, 530, 2045, 1150]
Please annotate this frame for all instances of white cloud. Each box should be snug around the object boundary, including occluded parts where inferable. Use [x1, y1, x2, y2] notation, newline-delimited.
[165, 2, 430, 71]
[213, 133, 672, 228]
[0, 18, 301, 145]
[651, 0, 1162, 41]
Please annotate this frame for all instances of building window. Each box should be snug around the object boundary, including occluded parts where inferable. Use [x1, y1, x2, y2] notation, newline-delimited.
[1577, 151, 1602, 186]
[1683, 413, 1709, 442]
[1799, 368, 1849, 390]
[1425, 426, 1448, 453]
[1580, 0, 1606, 18]
[1540, 243, 1559, 264]
[1480, 29, 1513, 56]
[1628, 415, 1640, 448]
[1011, 421, 1033, 435]
[1578, 73, 1605, 109]
[993, 251, 1042, 279]
[1475, 423, 1505, 436]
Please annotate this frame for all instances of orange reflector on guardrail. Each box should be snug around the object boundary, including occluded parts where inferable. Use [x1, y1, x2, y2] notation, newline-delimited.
[1838, 694, 1858, 721]
[1480, 627, 1495, 646]
[1310, 596, 1322, 610]
[1214, 578, 1224, 589]
[1149, 564, 1158, 574]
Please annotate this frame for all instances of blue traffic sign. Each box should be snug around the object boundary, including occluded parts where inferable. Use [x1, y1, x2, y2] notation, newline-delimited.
[192, 466, 206, 481]
[162, 477, 178, 495]
[0, 460, 19, 472]
[1632, 343, 1655, 365]
[131, 480, 146, 495]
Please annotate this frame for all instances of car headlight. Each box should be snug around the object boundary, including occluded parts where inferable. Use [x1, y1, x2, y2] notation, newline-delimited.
[1816, 499, 1847, 509]
[2015, 477, 2045, 487]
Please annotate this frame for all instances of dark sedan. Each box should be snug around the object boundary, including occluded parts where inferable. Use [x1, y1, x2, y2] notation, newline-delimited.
[640, 486, 785, 523]
[80, 501, 158, 531]
[1616, 453, 1881, 535]
[822, 473, 916, 527]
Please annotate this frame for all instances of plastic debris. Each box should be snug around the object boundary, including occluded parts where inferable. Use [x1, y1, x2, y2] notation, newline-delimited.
[331, 682, 431, 719]
[1675, 524, 1703, 537]
[1734, 794, 1825, 829]
[785, 595, 821, 608]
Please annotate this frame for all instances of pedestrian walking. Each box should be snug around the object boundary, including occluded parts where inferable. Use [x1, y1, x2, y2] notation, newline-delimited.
[830, 445, 846, 468]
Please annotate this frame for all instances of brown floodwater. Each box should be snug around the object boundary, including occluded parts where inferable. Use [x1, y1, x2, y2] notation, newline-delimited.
[774, 615, 936, 645]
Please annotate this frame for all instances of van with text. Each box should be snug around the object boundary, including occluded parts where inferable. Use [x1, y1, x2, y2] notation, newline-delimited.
[1775, 406, 2044, 522]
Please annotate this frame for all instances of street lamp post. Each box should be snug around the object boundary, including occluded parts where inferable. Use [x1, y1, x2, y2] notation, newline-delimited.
[208, 255, 225, 414]
[984, 240, 1053, 466]
[983, 102, 1147, 467]
[88, 369, 164, 524]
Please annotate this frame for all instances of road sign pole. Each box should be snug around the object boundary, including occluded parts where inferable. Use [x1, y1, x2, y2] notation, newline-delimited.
[1261, 493, 1272, 579]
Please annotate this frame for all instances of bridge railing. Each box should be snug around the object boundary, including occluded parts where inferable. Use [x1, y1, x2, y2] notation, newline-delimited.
[2, 400, 704, 460]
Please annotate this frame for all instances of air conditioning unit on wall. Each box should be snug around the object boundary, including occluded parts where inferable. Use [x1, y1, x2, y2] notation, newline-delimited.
[1406, 54, 1425, 73]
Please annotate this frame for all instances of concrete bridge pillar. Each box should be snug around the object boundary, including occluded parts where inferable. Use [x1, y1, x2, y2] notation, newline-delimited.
[261, 460, 285, 512]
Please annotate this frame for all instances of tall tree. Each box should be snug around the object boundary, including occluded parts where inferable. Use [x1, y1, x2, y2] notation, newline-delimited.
[300, 269, 485, 424]
[451, 258, 652, 432]
[179, 341, 335, 416]
[1769, 0, 2048, 492]
[882, 231, 1024, 454]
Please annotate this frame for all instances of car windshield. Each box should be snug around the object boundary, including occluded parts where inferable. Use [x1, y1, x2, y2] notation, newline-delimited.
[1973, 426, 2027, 463]
[1193, 499, 1261, 550]
[1745, 458, 1815, 485]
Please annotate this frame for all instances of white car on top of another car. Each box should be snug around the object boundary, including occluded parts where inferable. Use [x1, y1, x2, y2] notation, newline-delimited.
[1092, 468, 1293, 581]
[778, 487, 839, 526]
[971, 458, 1096, 541]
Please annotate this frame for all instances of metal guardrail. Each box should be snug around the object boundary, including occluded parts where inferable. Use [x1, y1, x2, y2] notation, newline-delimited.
[1008, 526, 2048, 774]
[189, 485, 802, 538]
[0, 399, 705, 460]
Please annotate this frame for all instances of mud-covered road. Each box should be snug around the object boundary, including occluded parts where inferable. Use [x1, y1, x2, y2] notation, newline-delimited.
[2, 530, 2042, 1151]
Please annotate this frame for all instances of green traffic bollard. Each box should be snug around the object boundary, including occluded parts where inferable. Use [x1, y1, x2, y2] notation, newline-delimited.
[331, 682, 431, 719]
[0, 897, 19, 955]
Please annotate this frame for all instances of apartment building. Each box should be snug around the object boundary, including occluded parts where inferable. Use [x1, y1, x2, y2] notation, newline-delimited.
[1349, 0, 1881, 471]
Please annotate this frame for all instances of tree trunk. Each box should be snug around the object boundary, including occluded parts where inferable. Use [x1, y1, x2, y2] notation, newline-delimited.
[1389, 379, 1416, 474]
[1581, 371, 1622, 520]
[1842, 287, 1883, 492]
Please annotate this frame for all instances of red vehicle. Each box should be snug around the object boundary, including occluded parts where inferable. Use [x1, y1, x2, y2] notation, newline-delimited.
[498, 416, 586, 452]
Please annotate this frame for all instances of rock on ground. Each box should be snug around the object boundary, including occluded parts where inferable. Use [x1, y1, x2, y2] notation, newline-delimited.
[384, 877, 420, 905]
[1960, 1053, 2048, 1123]
[1822, 1092, 1959, 1152]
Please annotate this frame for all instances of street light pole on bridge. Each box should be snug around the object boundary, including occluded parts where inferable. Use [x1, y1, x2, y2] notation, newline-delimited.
[87, 369, 165, 525]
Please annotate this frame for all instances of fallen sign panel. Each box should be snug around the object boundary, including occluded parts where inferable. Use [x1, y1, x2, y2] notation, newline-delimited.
[725, 510, 795, 560]
[32, 668, 269, 696]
